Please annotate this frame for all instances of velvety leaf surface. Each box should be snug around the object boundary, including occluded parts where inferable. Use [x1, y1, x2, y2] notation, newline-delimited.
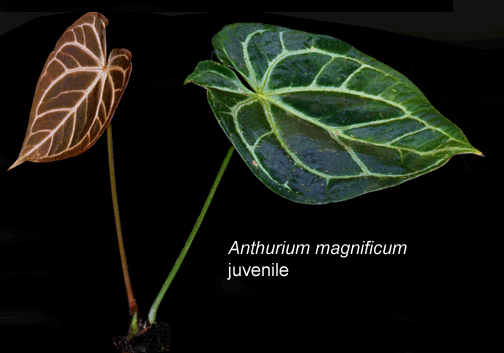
[9, 12, 132, 170]
[185, 23, 481, 204]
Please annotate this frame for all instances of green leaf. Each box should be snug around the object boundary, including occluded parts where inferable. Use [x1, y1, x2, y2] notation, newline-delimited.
[185, 23, 481, 204]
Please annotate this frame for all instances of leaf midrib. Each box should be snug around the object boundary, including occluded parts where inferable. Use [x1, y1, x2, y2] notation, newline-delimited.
[257, 93, 473, 157]
[27, 61, 125, 160]
[229, 93, 453, 183]
[214, 28, 477, 187]
[262, 87, 469, 148]
[235, 31, 470, 149]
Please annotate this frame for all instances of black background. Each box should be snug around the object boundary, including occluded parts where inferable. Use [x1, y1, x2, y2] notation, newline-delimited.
[0, 11, 501, 353]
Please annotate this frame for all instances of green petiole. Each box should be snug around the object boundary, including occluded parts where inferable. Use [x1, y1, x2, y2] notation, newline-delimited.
[147, 145, 235, 325]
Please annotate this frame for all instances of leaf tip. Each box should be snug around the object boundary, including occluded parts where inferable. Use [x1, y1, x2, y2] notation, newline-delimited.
[465, 146, 484, 157]
[7, 158, 25, 171]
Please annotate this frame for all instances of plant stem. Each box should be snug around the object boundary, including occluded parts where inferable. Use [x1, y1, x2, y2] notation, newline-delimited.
[107, 124, 140, 336]
[148, 145, 235, 325]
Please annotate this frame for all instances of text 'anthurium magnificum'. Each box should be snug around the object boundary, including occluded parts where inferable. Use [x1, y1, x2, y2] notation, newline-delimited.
[185, 23, 481, 204]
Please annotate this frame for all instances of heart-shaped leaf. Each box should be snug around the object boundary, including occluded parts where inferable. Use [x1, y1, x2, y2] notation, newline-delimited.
[185, 23, 481, 204]
[9, 12, 132, 170]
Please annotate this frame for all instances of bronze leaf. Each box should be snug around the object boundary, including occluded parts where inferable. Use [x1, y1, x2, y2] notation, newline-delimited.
[9, 12, 132, 170]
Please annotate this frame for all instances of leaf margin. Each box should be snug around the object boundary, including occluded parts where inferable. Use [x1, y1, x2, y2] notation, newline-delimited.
[186, 23, 482, 204]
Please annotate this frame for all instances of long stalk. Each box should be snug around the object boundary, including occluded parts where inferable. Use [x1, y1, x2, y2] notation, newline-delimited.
[147, 145, 235, 325]
[107, 124, 140, 336]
